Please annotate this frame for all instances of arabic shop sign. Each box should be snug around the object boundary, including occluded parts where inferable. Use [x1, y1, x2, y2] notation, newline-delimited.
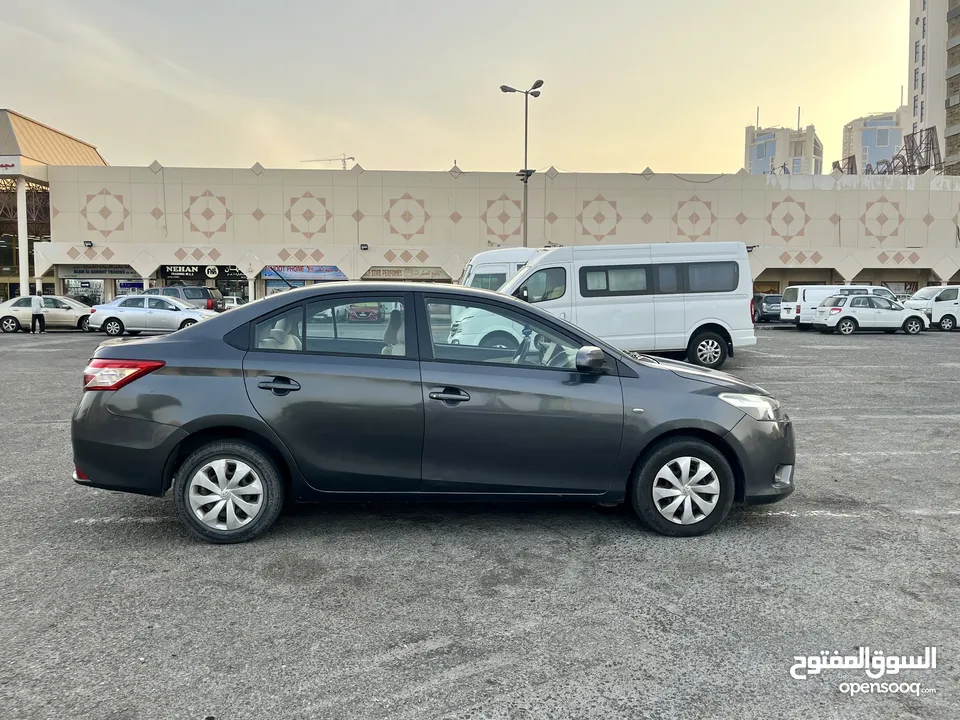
[0, 156, 20, 175]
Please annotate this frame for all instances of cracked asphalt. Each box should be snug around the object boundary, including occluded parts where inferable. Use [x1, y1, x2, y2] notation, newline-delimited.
[0, 326, 957, 719]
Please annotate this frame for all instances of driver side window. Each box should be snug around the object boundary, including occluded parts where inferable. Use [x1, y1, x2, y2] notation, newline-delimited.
[429, 297, 581, 370]
[518, 267, 566, 303]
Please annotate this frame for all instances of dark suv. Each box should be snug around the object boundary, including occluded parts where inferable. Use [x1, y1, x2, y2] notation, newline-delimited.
[72, 282, 795, 544]
[753, 293, 782, 323]
[144, 286, 225, 312]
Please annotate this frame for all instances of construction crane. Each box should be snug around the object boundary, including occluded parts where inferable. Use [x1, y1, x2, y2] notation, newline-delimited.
[301, 153, 356, 170]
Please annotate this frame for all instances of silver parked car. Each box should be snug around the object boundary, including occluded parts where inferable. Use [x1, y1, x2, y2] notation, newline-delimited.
[88, 295, 218, 336]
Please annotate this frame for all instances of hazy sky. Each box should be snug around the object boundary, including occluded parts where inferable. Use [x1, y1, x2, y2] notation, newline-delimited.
[2, 0, 908, 173]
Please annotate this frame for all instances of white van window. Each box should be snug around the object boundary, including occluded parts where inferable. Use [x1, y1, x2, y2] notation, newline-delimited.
[686, 262, 739, 293]
[470, 272, 508, 290]
[782, 287, 798, 303]
[580, 265, 650, 297]
[938, 287, 958, 301]
[519, 267, 566, 303]
[657, 265, 680, 294]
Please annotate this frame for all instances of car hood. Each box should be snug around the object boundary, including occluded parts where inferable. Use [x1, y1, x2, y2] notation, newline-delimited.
[630, 354, 768, 395]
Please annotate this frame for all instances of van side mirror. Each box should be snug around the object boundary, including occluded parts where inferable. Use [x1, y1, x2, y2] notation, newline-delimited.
[514, 287, 529, 302]
[575, 346, 605, 372]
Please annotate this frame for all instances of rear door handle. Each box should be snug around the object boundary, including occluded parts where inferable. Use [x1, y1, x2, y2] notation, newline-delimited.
[428, 388, 470, 404]
[258, 377, 301, 395]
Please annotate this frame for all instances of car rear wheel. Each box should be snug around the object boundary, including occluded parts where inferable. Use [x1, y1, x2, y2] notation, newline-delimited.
[173, 441, 284, 544]
[479, 332, 519, 351]
[837, 318, 857, 335]
[903, 317, 923, 335]
[939, 315, 956, 332]
[687, 331, 727, 369]
[103, 318, 124, 336]
[631, 438, 735, 537]
[1, 316, 20, 333]
[179, 319, 197, 330]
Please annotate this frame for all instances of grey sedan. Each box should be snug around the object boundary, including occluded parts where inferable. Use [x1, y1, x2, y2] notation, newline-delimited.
[72, 283, 795, 543]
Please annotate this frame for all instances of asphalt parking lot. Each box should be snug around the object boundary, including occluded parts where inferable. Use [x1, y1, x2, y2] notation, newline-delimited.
[0, 328, 957, 719]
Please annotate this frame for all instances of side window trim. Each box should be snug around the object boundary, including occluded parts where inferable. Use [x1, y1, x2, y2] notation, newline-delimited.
[579, 264, 652, 298]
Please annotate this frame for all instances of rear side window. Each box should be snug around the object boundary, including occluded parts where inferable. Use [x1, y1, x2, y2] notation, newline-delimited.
[182, 288, 205, 299]
[820, 296, 845, 307]
[208, 288, 224, 300]
[580, 265, 650, 297]
[782, 287, 798, 303]
[685, 262, 739, 293]
[13, 298, 32, 308]
[162, 288, 180, 297]
[657, 265, 680, 294]
[120, 298, 144, 308]
[254, 306, 304, 351]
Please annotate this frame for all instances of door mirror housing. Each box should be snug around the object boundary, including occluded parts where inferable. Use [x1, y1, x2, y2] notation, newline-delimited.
[514, 287, 529, 302]
[575, 346, 605, 372]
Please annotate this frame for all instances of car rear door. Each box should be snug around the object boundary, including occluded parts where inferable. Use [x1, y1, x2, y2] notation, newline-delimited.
[847, 296, 876, 327]
[116, 297, 147, 328]
[42, 297, 72, 327]
[242, 292, 424, 492]
[417, 293, 624, 495]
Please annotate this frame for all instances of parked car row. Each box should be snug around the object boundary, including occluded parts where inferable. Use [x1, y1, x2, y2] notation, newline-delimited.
[813, 295, 928, 335]
[0, 295, 92, 333]
[88, 295, 218, 336]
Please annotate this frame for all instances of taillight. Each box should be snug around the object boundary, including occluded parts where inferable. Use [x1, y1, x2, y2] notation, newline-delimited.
[750, 299, 755, 319]
[796, 304, 801, 314]
[74, 468, 89, 480]
[207, 298, 214, 310]
[82, 359, 165, 391]
[90, 308, 96, 314]
[829, 307, 842, 315]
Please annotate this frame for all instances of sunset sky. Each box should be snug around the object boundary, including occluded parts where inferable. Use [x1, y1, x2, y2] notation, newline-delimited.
[2, 0, 909, 173]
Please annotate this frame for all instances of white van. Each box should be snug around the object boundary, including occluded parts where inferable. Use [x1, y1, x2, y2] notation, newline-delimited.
[458, 247, 538, 290]
[780, 285, 898, 328]
[904, 285, 960, 330]
[451, 242, 755, 369]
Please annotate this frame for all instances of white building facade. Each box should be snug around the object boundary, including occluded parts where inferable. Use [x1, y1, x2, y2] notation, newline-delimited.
[909, 0, 948, 149]
[841, 109, 910, 171]
[744, 125, 824, 176]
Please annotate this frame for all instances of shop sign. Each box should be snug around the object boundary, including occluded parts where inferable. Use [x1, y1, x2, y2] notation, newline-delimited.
[0, 156, 20, 175]
[58, 264, 141, 279]
[361, 266, 451, 281]
[261, 266, 347, 281]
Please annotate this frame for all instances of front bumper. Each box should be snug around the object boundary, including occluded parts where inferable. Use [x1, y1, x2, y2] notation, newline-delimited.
[72, 392, 186, 496]
[724, 414, 796, 504]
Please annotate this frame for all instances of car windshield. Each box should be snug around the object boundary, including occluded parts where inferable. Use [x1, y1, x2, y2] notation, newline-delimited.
[910, 287, 941, 300]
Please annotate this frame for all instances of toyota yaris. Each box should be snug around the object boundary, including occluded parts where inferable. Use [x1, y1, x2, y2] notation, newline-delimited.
[72, 282, 795, 543]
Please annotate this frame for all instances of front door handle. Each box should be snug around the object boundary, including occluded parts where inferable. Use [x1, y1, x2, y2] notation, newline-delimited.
[258, 377, 301, 396]
[428, 388, 470, 404]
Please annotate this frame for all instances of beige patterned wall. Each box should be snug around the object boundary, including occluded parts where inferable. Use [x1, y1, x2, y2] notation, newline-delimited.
[42, 164, 960, 282]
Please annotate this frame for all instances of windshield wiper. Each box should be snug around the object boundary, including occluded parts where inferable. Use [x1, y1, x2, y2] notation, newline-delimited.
[270, 266, 296, 290]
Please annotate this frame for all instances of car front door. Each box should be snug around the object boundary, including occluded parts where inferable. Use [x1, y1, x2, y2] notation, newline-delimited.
[147, 297, 181, 331]
[418, 294, 624, 495]
[242, 293, 424, 492]
[116, 297, 147, 329]
[847, 296, 875, 328]
[870, 297, 901, 328]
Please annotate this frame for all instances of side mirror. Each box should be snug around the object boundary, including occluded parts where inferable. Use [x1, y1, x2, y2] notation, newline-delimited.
[514, 287, 530, 302]
[575, 345, 605, 373]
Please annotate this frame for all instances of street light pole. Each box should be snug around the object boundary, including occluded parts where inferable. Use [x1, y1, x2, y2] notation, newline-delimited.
[501, 80, 543, 248]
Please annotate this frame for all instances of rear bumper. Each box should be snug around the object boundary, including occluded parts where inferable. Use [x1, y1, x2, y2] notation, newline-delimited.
[725, 414, 796, 504]
[72, 393, 185, 496]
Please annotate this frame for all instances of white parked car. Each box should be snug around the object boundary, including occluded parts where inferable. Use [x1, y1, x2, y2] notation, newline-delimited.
[88, 295, 217, 336]
[458, 242, 755, 369]
[222, 296, 248, 310]
[780, 285, 898, 329]
[903, 285, 959, 331]
[0, 295, 93, 333]
[812, 295, 928, 335]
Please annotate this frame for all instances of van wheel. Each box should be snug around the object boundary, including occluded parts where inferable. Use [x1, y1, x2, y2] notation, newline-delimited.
[631, 437, 735, 537]
[172, 440, 284, 544]
[939, 315, 956, 331]
[687, 331, 727, 369]
[479, 332, 519, 351]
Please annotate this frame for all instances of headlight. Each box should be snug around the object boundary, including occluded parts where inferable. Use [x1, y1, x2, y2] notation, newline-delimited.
[923, 308, 932, 316]
[718, 393, 787, 422]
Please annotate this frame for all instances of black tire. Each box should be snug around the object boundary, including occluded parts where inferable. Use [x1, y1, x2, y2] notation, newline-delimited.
[179, 319, 197, 330]
[126, 330, 142, 336]
[687, 331, 728, 369]
[903, 317, 923, 335]
[753, 311, 760, 324]
[103, 318, 124, 336]
[479, 331, 519, 351]
[172, 440, 285, 544]
[1, 316, 20, 333]
[837, 318, 857, 335]
[78, 316, 90, 332]
[939, 315, 956, 332]
[631, 437, 736, 537]
[797, 323, 812, 331]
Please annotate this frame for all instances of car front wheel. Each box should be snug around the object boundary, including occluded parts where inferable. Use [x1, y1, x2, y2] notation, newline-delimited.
[631, 438, 735, 537]
[903, 317, 923, 335]
[173, 440, 284, 544]
[179, 319, 197, 330]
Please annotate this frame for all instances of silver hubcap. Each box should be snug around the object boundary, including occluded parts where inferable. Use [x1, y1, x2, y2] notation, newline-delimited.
[106, 321, 121, 335]
[907, 320, 920, 333]
[1, 318, 16, 332]
[943, 318, 954, 330]
[188, 459, 264, 531]
[839, 320, 854, 334]
[653, 457, 721, 525]
[80, 318, 88, 330]
[696, 339, 722, 365]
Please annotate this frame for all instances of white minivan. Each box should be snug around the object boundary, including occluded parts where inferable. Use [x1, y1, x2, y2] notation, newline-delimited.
[451, 242, 756, 369]
[780, 285, 898, 329]
[458, 247, 538, 290]
[904, 285, 960, 330]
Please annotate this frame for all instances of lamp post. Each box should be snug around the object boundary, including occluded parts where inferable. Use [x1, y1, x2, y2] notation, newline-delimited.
[500, 79, 543, 248]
